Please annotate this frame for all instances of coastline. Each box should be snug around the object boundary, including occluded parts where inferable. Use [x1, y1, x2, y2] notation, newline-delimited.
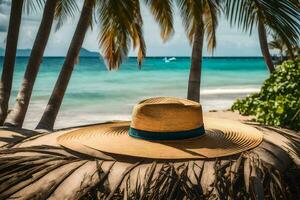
[20, 95, 255, 130]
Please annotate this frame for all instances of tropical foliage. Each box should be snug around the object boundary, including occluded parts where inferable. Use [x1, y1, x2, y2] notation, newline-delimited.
[224, 0, 300, 72]
[269, 33, 300, 60]
[98, 0, 146, 69]
[232, 57, 300, 130]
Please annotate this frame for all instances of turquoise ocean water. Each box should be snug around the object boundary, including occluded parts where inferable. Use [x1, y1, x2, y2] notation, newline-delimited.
[0, 57, 268, 129]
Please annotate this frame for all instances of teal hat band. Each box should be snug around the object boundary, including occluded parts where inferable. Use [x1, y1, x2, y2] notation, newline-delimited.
[129, 126, 205, 141]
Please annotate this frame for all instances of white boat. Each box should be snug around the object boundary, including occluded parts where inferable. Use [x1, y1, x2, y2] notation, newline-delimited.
[163, 57, 176, 63]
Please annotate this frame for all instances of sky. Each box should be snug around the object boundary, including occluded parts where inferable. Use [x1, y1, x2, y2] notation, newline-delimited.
[0, 0, 267, 57]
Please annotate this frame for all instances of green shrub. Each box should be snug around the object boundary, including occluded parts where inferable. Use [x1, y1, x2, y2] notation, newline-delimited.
[232, 57, 300, 130]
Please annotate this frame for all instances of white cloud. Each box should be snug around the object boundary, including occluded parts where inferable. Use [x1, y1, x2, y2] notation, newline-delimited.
[0, 0, 10, 33]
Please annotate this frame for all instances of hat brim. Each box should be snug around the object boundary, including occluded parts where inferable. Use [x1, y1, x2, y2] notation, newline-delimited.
[57, 117, 263, 159]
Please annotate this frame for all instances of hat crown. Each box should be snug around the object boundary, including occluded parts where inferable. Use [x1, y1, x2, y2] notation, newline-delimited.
[130, 97, 204, 132]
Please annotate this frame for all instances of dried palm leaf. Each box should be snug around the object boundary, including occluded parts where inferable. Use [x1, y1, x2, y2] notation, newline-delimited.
[0, 123, 299, 199]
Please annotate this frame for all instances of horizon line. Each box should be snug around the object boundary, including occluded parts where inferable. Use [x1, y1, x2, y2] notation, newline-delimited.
[0, 56, 265, 58]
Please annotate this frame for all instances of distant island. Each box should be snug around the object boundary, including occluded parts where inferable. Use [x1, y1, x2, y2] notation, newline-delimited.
[0, 48, 266, 59]
[0, 48, 100, 57]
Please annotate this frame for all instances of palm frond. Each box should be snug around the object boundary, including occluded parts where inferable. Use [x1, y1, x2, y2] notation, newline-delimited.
[175, 0, 205, 43]
[289, 0, 300, 9]
[144, 0, 174, 42]
[224, 0, 257, 34]
[54, 0, 79, 31]
[257, 0, 299, 57]
[23, 0, 45, 14]
[268, 33, 286, 52]
[224, 0, 300, 51]
[129, 0, 146, 67]
[0, 124, 300, 199]
[97, 0, 139, 70]
[203, 0, 220, 54]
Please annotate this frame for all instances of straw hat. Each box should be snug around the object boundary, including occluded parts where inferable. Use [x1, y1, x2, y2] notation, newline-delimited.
[57, 97, 263, 159]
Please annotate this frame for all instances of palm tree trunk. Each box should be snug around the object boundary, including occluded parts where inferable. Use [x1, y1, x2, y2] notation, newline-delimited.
[187, 22, 204, 102]
[258, 20, 275, 73]
[4, 0, 57, 128]
[36, 0, 94, 131]
[0, 0, 24, 125]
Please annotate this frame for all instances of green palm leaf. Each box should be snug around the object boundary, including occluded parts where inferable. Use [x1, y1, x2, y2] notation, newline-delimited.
[144, 0, 174, 42]
[130, 0, 146, 67]
[268, 33, 286, 52]
[224, 0, 300, 53]
[175, 0, 204, 43]
[97, 0, 146, 70]
[54, 0, 80, 31]
[23, 0, 45, 14]
[203, 0, 220, 53]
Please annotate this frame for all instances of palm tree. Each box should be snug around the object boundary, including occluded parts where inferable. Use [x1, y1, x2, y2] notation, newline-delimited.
[180, 0, 220, 102]
[269, 33, 300, 61]
[3, 0, 78, 128]
[0, 0, 45, 126]
[224, 0, 300, 73]
[143, 0, 174, 42]
[144, 0, 220, 102]
[36, 0, 146, 131]
[187, 25, 205, 102]
[268, 34, 286, 59]
[0, 0, 24, 125]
